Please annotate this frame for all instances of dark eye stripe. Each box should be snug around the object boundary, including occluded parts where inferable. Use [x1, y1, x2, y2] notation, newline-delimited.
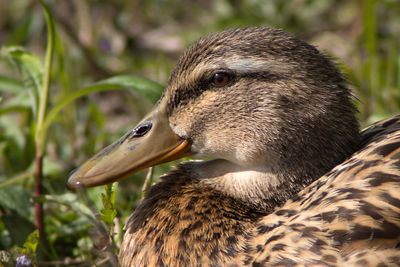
[167, 69, 281, 114]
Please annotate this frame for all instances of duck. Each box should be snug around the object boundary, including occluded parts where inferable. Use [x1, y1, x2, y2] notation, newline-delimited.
[67, 27, 400, 266]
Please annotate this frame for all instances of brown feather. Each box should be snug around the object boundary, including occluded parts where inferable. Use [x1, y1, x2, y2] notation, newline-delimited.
[112, 27, 400, 266]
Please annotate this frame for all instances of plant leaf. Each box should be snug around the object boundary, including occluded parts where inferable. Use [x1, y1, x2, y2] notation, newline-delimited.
[42, 193, 97, 224]
[96, 75, 164, 104]
[22, 230, 39, 256]
[2, 46, 43, 117]
[0, 75, 24, 93]
[0, 171, 33, 189]
[2, 213, 35, 247]
[0, 115, 27, 154]
[0, 186, 32, 222]
[42, 75, 164, 134]
[36, 0, 56, 156]
[0, 91, 31, 116]
[99, 183, 118, 225]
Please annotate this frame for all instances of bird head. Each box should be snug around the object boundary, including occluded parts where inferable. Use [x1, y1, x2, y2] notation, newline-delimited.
[67, 27, 359, 189]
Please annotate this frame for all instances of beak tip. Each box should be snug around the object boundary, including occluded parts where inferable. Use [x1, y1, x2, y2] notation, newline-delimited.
[66, 179, 84, 190]
[66, 168, 84, 190]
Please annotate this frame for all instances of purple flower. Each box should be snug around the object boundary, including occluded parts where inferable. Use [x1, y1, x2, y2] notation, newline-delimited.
[16, 255, 33, 267]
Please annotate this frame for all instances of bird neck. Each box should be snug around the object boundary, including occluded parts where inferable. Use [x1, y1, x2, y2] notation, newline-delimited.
[120, 160, 267, 266]
[192, 159, 307, 214]
[120, 159, 312, 266]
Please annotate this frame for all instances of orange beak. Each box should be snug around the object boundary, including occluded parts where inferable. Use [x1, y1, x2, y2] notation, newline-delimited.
[67, 100, 192, 189]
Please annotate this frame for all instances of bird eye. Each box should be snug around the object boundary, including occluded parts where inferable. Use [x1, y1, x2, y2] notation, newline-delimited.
[212, 72, 230, 86]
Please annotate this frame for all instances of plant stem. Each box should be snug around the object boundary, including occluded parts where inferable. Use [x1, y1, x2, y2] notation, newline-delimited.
[35, 0, 55, 254]
[34, 151, 49, 251]
[141, 167, 154, 200]
[37, 0, 55, 154]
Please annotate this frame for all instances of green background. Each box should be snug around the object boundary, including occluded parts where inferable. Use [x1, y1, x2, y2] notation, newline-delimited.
[0, 0, 399, 265]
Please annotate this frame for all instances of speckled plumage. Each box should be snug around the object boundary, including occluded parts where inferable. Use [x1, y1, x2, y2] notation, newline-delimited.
[118, 28, 400, 266]
[69, 27, 400, 266]
[240, 116, 400, 266]
[120, 116, 400, 266]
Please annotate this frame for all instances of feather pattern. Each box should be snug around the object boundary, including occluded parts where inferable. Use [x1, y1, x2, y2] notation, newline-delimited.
[67, 27, 400, 266]
[119, 116, 400, 266]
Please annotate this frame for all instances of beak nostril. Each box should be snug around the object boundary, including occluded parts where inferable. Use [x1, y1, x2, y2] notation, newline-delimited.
[132, 122, 153, 138]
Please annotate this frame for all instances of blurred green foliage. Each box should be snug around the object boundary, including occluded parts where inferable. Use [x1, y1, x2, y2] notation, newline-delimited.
[0, 0, 399, 265]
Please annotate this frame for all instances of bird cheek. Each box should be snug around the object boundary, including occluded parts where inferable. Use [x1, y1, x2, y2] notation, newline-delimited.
[196, 131, 236, 160]
[169, 115, 190, 140]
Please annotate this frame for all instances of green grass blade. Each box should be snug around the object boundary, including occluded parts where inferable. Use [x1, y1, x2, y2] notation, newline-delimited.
[0, 91, 31, 116]
[0, 75, 24, 93]
[36, 0, 55, 155]
[0, 171, 34, 189]
[98, 75, 164, 104]
[42, 76, 164, 135]
[42, 193, 97, 226]
[2, 46, 43, 117]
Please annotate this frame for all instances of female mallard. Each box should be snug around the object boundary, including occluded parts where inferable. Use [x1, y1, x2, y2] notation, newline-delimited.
[67, 27, 400, 266]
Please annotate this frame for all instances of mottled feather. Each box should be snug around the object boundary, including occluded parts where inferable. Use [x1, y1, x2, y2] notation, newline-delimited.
[119, 117, 400, 266]
[242, 116, 400, 266]
[90, 27, 400, 266]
